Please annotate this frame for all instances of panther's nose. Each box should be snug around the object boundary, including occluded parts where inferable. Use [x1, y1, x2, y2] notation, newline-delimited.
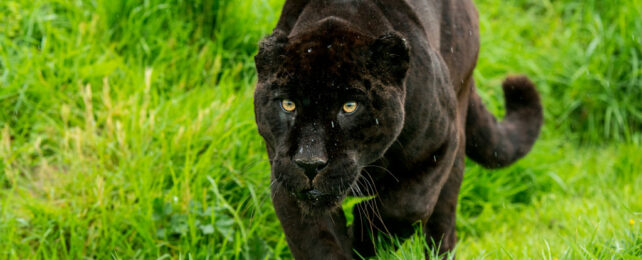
[294, 157, 327, 180]
[295, 124, 328, 180]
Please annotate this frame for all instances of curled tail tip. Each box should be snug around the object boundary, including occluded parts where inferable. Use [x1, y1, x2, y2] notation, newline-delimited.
[502, 75, 543, 119]
[503, 74, 534, 88]
[466, 75, 544, 169]
[502, 75, 538, 102]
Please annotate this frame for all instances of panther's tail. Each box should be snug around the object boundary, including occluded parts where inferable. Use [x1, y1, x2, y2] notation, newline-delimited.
[465, 75, 543, 169]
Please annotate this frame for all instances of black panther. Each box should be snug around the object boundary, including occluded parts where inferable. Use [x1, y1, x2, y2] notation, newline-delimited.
[253, 0, 543, 258]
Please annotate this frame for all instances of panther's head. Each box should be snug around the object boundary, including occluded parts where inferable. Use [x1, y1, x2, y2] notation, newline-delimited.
[254, 19, 409, 214]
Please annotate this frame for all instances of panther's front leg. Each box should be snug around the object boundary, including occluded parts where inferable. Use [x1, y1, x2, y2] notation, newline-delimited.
[351, 137, 461, 258]
[271, 183, 352, 260]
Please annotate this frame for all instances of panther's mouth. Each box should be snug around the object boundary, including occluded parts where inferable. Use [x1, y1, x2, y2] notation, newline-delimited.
[294, 189, 343, 209]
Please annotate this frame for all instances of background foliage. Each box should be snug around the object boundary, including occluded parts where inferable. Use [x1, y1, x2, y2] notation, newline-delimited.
[0, 0, 640, 259]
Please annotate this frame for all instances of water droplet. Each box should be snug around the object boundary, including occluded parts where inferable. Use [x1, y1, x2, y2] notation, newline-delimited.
[299, 147, 304, 153]
[331, 121, 335, 128]
[450, 47, 454, 53]
[375, 118, 379, 125]
[327, 44, 332, 49]
[307, 48, 312, 53]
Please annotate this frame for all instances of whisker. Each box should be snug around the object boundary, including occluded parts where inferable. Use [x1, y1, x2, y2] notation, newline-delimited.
[270, 179, 280, 200]
[355, 175, 379, 241]
[361, 170, 392, 236]
[363, 164, 399, 182]
[394, 139, 405, 151]
[352, 178, 371, 241]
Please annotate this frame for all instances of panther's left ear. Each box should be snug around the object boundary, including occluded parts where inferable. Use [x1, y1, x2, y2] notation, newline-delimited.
[255, 29, 289, 81]
[368, 32, 410, 85]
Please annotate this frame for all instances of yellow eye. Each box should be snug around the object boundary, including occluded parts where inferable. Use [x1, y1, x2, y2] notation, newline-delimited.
[281, 99, 296, 112]
[342, 101, 358, 114]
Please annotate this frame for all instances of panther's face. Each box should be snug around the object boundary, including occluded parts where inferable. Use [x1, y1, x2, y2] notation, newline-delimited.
[254, 22, 409, 214]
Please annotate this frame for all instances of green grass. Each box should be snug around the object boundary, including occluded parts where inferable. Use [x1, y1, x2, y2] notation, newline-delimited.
[0, 0, 640, 259]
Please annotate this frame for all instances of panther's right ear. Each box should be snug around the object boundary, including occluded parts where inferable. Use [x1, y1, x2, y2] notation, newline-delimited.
[255, 30, 288, 81]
